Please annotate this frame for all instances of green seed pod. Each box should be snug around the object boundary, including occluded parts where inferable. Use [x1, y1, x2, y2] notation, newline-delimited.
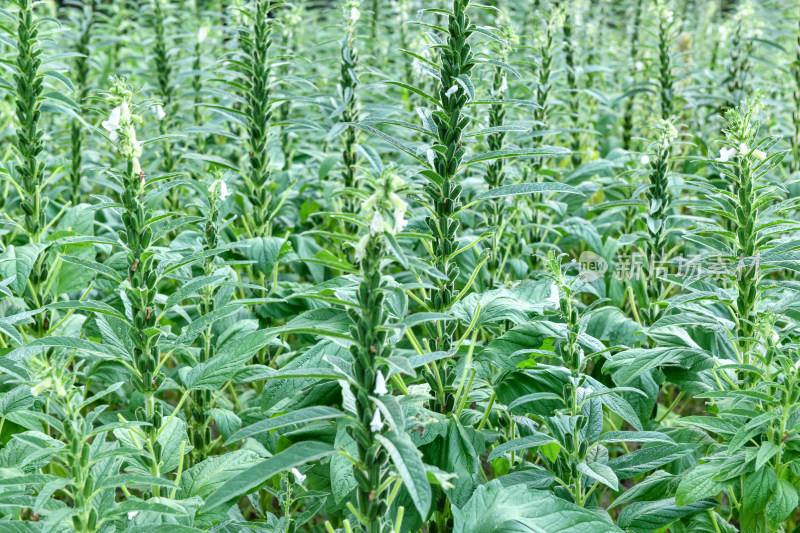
[87, 508, 97, 530]
[83, 474, 94, 497]
[80, 442, 90, 467]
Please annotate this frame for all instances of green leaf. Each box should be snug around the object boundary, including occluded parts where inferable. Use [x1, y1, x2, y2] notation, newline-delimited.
[743, 467, 776, 513]
[108, 498, 189, 517]
[177, 450, 261, 499]
[184, 348, 261, 390]
[175, 304, 242, 345]
[225, 406, 345, 444]
[766, 479, 798, 523]
[452, 480, 623, 533]
[0, 243, 47, 296]
[605, 347, 711, 386]
[241, 237, 286, 276]
[43, 90, 80, 111]
[206, 408, 242, 442]
[607, 444, 697, 479]
[0, 386, 34, 416]
[165, 274, 227, 309]
[577, 461, 618, 491]
[98, 474, 179, 490]
[477, 181, 583, 200]
[507, 393, 566, 411]
[729, 412, 779, 455]
[650, 312, 732, 332]
[617, 498, 717, 533]
[182, 152, 239, 171]
[46, 300, 128, 322]
[487, 434, 558, 461]
[376, 431, 432, 518]
[755, 442, 780, 471]
[461, 148, 570, 171]
[59, 255, 124, 284]
[7, 336, 125, 360]
[598, 431, 675, 445]
[676, 462, 726, 506]
[201, 441, 334, 515]
[348, 122, 430, 166]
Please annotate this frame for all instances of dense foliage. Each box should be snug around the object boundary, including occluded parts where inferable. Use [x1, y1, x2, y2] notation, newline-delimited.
[2, 0, 800, 531]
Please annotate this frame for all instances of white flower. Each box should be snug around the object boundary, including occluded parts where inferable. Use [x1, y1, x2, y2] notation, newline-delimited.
[640, 154, 650, 166]
[445, 85, 460, 99]
[291, 467, 306, 485]
[102, 104, 124, 140]
[370, 409, 383, 432]
[716, 147, 737, 162]
[354, 233, 370, 263]
[662, 121, 678, 144]
[634, 60, 644, 71]
[197, 25, 210, 43]
[392, 207, 408, 233]
[370, 211, 384, 235]
[350, 7, 360, 21]
[736, 143, 766, 160]
[374, 370, 388, 395]
[154, 104, 166, 121]
[499, 76, 507, 94]
[127, 511, 139, 520]
[208, 179, 231, 201]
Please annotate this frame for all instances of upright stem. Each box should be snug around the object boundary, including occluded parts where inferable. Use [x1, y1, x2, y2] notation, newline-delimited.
[242, 0, 274, 237]
[791, 18, 800, 173]
[621, 0, 643, 150]
[152, 0, 176, 173]
[14, 0, 45, 242]
[562, 3, 581, 168]
[656, 5, 674, 120]
[339, 0, 361, 202]
[423, 0, 473, 353]
[70, 0, 94, 205]
[485, 35, 509, 286]
[348, 238, 390, 532]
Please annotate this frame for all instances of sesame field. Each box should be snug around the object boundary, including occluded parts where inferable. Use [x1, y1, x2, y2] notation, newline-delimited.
[1, 0, 800, 532]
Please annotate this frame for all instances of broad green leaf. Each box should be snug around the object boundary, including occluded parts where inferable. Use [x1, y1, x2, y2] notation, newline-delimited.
[487, 434, 557, 461]
[201, 441, 334, 515]
[577, 462, 618, 491]
[742, 467, 776, 513]
[177, 450, 261, 499]
[617, 497, 717, 533]
[165, 274, 227, 309]
[0, 243, 47, 296]
[607, 444, 696, 479]
[676, 462, 726, 506]
[241, 237, 285, 277]
[452, 480, 623, 533]
[377, 432, 432, 518]
[766, 479, 798, 523]
[225, 406, 345, 444]
[7, 336, 125, 360]
[598, 431, 675, 445]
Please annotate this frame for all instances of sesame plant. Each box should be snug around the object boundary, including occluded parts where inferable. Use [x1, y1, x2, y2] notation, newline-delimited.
[5, 1, 800, 532]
